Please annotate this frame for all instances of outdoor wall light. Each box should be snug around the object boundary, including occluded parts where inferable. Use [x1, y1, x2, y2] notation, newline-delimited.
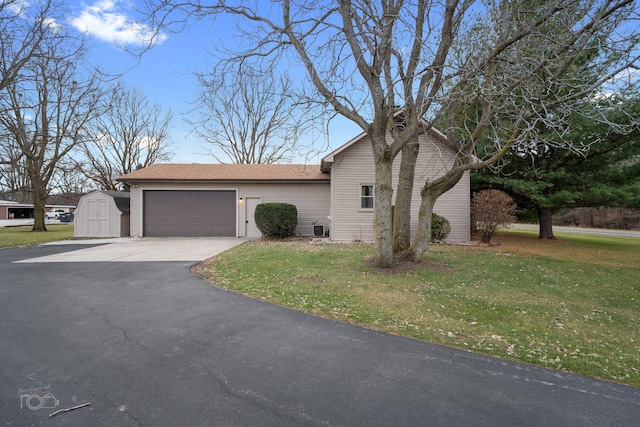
[239, 197, 244, 203]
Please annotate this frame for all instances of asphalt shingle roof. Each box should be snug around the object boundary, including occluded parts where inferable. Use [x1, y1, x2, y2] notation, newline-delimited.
[118, 164, 329, 182]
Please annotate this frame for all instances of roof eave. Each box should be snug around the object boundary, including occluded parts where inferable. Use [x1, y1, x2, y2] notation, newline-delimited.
[320, 155, 334, 172]
[117, 178, 330, 184]
[320, 131, 367, 168]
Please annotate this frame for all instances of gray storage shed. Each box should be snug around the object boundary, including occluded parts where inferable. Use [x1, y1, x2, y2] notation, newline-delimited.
[74, 191, 130, 238]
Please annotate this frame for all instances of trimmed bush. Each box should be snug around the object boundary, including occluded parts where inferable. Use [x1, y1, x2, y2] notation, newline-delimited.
[254, 203, 298, 238]
[471, 189, 517, 244]
[431, 212, 451, 241]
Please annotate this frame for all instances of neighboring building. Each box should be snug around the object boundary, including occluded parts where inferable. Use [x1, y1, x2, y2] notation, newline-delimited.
[74, 191, 130, 238]
[0, 201, 34, 219]
[0, 201, 76, 219]
[118, 128, 470, 242]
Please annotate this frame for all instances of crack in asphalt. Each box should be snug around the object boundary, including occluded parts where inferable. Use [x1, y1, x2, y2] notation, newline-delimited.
[195, 362, 332, 426]
[201, 364, 303, 425]
[87, 307, 151, 352]
[156, 333, 331, 426]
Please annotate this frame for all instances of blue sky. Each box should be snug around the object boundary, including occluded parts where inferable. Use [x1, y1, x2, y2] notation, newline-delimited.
[67, 0, 361, 164]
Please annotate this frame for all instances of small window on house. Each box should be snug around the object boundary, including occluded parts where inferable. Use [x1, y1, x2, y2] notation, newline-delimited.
[360, 185, 374, 209]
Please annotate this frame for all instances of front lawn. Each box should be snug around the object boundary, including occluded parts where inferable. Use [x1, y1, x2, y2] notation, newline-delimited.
[198, 230, 640, 388]
[0, 224, 74, 248]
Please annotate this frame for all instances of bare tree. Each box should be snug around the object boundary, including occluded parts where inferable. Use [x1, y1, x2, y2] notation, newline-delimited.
[79, 83, 173, 190]
[189, 63, 310, 164]
[0, 134, 30, 202]
[0, 22, 102, 231]
[145, 1, 639, 266]
[50, 159, 95, 204]
[0, 0, 54, 92]
[0, 0, 56, 204]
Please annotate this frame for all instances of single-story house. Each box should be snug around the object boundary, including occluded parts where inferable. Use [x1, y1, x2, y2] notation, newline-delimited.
[118, 128, 470, 242]
[74, 191, 130, 238]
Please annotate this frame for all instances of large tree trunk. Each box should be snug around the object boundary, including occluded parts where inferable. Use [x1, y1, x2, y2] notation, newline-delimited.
[373, 156, 394, 268]
[404, 169, 465, 261]
[537, 207, 555, 239]
[30, 177, 48, 232]
[393, 138, 419, 254]
[403, 186, 437, 261]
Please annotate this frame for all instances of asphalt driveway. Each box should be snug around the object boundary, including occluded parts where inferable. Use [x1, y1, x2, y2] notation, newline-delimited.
[1, 243, 638, 426]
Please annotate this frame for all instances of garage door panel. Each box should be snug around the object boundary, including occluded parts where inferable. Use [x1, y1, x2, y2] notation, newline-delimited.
[144, 190, 236, 236]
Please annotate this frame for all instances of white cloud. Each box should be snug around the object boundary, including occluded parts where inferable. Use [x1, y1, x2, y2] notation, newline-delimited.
[70, 0, 166, 46]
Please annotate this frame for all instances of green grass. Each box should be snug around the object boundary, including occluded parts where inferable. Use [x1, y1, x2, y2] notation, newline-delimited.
[199, 231, 640, 388]
[0, 224, 75, 248]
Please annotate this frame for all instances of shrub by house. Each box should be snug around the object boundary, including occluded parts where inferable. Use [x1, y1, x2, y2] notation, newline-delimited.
[254, 203, 298, 238]
[431, 213, 451, 241]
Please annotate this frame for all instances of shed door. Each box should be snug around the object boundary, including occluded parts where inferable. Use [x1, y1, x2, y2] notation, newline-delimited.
[143, 190, 236, 236]
[86, 199, 110, 237]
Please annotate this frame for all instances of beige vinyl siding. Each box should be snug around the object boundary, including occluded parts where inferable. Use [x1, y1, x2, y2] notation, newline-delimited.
[127, 182, 329, 238]
[237, 183, 330, 237]
[130, 186, 142, 237]
[329, 131, 470, 242]
[431, 170, 470, 241]
[328, 138, 377, 242]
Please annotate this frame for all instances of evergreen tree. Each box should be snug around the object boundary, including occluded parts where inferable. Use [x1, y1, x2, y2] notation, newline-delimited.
[473, 97, 640, 239]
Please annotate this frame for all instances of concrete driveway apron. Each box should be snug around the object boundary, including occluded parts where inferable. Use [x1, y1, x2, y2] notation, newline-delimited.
[1, 243, 638, 426]
[14, 237, 246, 262]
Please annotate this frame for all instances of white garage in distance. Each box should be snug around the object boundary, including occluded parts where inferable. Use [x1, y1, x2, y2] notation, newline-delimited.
[74, 191, 130, 238]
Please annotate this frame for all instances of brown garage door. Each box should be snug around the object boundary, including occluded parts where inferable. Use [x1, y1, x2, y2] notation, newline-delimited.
[143, 190, 236, 236]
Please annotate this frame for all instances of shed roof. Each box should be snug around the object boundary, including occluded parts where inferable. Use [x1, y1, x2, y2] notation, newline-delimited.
[117, 164, 329, 182]
[92, 190, 131, 214]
